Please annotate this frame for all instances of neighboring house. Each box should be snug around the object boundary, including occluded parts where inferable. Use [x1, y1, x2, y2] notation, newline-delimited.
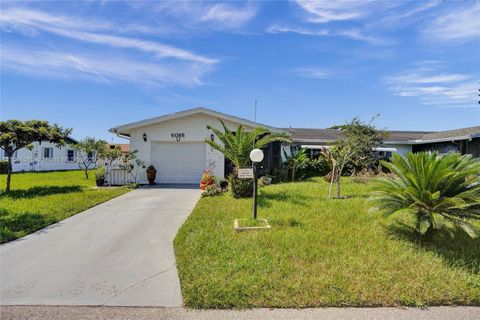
[286, 126, 480, 159]
[412, 126, 480, 157]
[0, 137, 86, 172]
[284, 128, 429, 159]
[110, 107, 480, 184]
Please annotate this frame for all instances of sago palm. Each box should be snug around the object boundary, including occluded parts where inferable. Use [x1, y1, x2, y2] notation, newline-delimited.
[206, 120, 291, 169]
[369, 152, 480, 238]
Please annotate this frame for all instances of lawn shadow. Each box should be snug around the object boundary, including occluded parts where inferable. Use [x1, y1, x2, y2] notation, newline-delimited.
[388, 223, 480, 275]
[0, 212, 54, 244]
[0, 185, 83, 199]
[258, 190, 310, 208]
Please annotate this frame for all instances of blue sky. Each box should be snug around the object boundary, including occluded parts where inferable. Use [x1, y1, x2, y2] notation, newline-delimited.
[1, 0, 479, 142]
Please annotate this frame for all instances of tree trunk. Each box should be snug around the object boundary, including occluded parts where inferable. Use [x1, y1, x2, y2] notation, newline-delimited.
[5, 155, 12, 192]
[292, 163, 296, 181]
[329, 164, 336, 199]
[84, 167, 89, 179]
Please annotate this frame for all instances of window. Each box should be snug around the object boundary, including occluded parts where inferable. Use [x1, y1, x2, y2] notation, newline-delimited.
[43, 147, 53, 159]
[67, 149, 75, 162]
[87, 152, 94, 161]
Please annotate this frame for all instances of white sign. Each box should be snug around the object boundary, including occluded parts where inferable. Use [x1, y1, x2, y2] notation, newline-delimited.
[238, 168, 254, 179]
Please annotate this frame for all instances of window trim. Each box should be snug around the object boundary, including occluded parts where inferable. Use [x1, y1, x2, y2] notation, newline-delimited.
[43, 147, 54, 159]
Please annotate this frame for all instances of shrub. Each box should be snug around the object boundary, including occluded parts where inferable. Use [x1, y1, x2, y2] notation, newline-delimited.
[370, 152, 480, 238]
[0, 161, 9, 174]
[352, 169, 396, 184]
[202, 184, 223, 197]
[228, 175, 253, 198]
[297, 157, 330, 179]
[95, 167, 106, 180]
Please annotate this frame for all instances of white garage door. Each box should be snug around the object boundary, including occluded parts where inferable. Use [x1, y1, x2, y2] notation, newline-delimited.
[151, 142, 206, 184]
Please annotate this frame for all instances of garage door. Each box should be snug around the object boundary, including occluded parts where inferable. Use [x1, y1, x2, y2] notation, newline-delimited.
[151, 142, 206, 184]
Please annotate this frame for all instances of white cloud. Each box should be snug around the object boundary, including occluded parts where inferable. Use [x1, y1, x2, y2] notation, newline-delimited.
[422, 4, 480, 43]
[294, 0, 376, 23]
[387, 63, 478, 108]
[1, 45, 211, 87]
[266, 24, 388, 44]
[0, 6, 217, 86]
[293, 67, 331, 79]
[0, 7, 164, 35]
[153, 1, 257, 29]
[200, 3, 257, 28]
[266, 24, 329, 36]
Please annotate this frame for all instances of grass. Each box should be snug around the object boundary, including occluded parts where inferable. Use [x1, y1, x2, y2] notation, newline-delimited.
[174, 177, 480, 308]
[0, 170, 130, 243]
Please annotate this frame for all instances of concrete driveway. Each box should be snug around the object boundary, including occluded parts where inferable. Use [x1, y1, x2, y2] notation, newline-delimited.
[0, 186, 200, 306]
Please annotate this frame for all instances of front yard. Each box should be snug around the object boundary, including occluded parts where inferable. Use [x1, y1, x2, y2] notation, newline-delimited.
[174, 178, 480, 308]
[0, 170, 130, 243]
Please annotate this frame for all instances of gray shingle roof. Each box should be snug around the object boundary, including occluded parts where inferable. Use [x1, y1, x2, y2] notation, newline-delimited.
[283, 128, 431, 143]
[418, 126, 480, 142]
[283, 126, 480, 144]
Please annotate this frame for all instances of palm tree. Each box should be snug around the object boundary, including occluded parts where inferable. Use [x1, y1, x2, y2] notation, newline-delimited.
[370, 152, 480, 238]
[283, 148, 309, 181]
[206, 120, 291, 170]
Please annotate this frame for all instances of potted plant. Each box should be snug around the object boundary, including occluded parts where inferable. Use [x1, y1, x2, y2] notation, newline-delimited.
[146, 165, 157, 185]
[200, 170, 215, 190]
[95, 167, 106, 187]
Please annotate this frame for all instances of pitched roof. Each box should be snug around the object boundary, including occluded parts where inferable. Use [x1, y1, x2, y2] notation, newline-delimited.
[110, 107, 285, 136]
[285, 126, 480, 145]
[416, 126, 480, 143]
[107, 143, 129, 153]
[283, 128, 431, 143]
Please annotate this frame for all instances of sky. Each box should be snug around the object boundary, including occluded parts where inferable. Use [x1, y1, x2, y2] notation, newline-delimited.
[1, 0, 479, 142]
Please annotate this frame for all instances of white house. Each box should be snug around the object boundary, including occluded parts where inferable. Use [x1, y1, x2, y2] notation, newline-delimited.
[109, 107, 284, 184]
[1, 138, 82, 172]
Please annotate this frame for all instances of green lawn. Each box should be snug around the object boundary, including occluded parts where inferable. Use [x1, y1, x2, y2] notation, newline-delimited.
[174, 178, 480, 308]
[0, 170, 130, 243]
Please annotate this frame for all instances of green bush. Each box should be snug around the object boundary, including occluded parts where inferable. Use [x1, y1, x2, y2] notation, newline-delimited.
[0, 160, 9, 174]
[228, 175, 253, 198]
[297, 157, 330, 179]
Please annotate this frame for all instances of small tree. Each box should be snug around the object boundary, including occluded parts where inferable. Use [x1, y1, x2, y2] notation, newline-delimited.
[322, 117, 385, 198]
[119, 150, 144, 184]
[99, 145, 123, 185]
[283, 148, 309, 181]
[330, 116, 386, 173]
[73, 137, 107, 179]
[0, 120, 71, 192]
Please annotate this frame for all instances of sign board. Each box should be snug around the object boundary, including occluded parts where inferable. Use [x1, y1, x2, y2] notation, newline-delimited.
[238, 168, 254, 179]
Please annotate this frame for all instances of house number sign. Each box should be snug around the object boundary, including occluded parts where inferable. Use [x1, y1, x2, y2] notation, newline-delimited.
[171, 133, 185, 142]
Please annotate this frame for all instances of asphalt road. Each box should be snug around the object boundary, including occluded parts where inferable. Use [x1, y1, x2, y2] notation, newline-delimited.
[1, 306, 479, 320]
[0, 186, 200, 307]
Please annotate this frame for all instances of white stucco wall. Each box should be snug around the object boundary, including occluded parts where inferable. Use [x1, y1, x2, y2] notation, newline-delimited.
[128, 113, 253, 184]
[383, 144, 412, 156]
[1, 141, 82, 172]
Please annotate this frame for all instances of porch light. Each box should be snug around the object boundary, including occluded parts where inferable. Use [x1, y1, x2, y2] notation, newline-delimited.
[142, 133, 147, 142]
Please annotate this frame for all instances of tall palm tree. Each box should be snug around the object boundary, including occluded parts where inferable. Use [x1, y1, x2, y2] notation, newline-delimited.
[206, 120, 291, 170]
[370, 152, 480, 238]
